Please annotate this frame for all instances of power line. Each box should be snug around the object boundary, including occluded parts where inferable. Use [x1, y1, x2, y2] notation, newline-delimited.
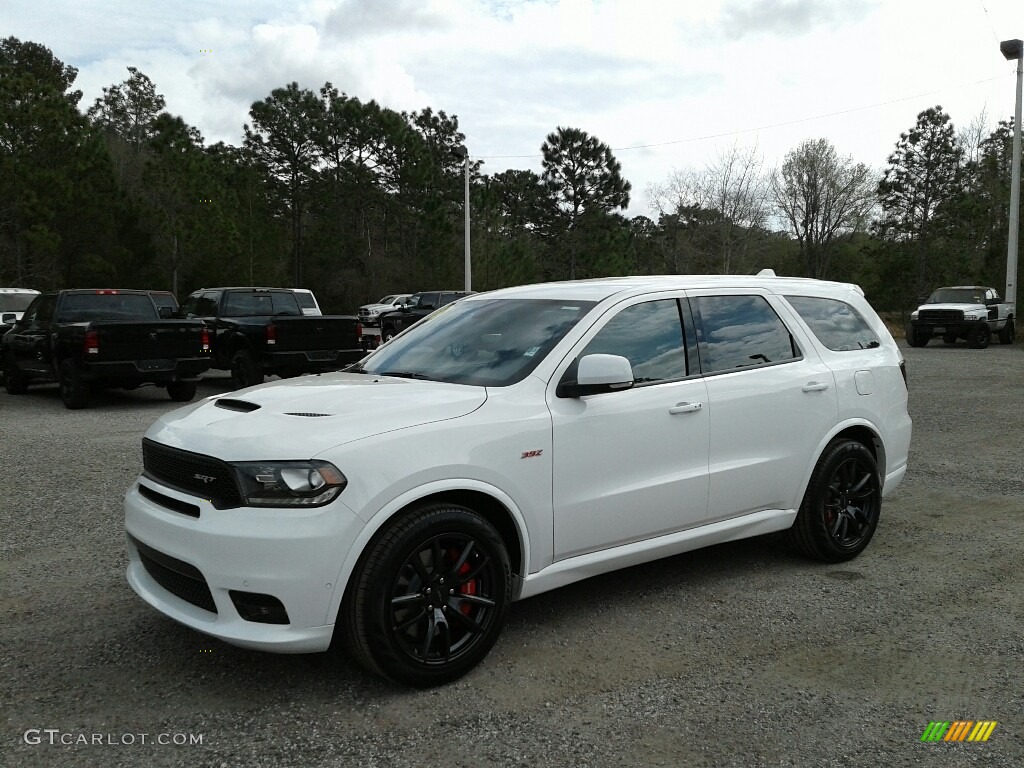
[976, 0, 1002, 46]
[476, 73, 1013, 160]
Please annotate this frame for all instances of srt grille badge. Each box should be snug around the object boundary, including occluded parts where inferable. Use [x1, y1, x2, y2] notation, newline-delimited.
[193, 473, 216, 484]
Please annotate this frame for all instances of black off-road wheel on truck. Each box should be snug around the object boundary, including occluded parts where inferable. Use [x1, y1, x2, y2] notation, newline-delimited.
[167, 380, 198, 402]
[905, 324, 929, 347]
[4, 352, 29, 395]
[59, 359, 90, 409]
[341, 503, 512, 687]
[787, 439, 881, 563]
[230, 349, 264, 390]
[968, 324, 990, 349]
[998, 318, 1015, 345]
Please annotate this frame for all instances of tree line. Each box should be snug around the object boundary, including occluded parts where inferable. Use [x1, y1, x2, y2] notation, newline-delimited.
[1, 37, 1019, 313]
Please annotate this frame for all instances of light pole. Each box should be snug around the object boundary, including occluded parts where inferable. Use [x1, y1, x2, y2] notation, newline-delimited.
[1001, 38, 1023, 307]
[453, 145, 471, 292]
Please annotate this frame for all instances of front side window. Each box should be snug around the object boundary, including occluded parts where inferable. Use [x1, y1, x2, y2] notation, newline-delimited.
[0, 293, 38, 313]
[694, 295, 798, 373]
[785, 296, 880, 352]
[360, 298, 596, 386]
[578, 299, 688, 384]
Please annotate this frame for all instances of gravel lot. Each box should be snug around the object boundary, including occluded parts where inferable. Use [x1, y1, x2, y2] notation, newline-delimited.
[2, 344, 1023, 768]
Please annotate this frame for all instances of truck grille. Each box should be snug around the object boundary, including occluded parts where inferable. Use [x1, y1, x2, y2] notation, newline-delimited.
[130, 535, 217, 614]
[919, 309, 964, 324]
[142, 438, 241, 508]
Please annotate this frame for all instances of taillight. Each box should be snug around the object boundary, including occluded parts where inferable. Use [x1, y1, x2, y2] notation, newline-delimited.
[200, 326, 210, 352]
[356, 322, 362, 339]
[899, 359, 907, 388]
[265, 323, 276, 345]
[84, 330, 99, 355]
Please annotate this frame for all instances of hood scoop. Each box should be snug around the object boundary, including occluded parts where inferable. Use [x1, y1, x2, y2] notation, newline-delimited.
[215, 398, 262, 412]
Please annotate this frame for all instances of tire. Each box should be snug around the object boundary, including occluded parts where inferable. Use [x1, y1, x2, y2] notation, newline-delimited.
[787, 439, 881, 563]
[230, 349, 263, 389]
[381, 326, 397, 343]
[4, 352, 29, 395]
[905, 324, 929, 347]
[342, 503, 512, 687]
[968, 324, 990, 349]
[998, 318, 1015, 345]
[942, 334, 957, 345]
[167, 380, 198, 402]
[59, 359, 90, 409]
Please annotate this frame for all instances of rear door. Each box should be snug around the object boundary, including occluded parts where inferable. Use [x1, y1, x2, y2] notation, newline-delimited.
[691, 291, 838, 520]
[548, 294, 711, 560]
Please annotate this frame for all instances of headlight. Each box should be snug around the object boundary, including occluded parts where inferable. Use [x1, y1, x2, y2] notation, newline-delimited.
[910, 311, 919, 320]
[231, 460, 347, 507]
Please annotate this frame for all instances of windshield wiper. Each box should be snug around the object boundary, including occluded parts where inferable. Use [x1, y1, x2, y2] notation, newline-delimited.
[378, 370, 437, 381]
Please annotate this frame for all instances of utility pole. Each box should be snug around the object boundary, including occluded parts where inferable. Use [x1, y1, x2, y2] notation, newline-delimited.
[1000, 39, 1023, 307]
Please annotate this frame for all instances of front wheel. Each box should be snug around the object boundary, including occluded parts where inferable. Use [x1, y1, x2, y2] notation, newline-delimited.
[968, 324, 990, 349]
[998, 319, 1015, 345]
[342, 503, 512, 687]
[167, 380, 198, 402]
[4, 352, 29, 395]
[905, 324, 929, 347]
[787, 439, 881, 563]
[942, 334, 957, 345]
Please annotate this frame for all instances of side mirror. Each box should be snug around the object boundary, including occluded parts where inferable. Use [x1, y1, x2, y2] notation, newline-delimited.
[158, 306, 173, 319]
[559, 354, 635, 398]
[0, 313, 15, 324]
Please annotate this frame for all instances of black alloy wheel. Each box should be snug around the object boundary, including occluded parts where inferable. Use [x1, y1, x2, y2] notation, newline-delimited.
[343, 504, 511, 687]
[905, 325, 929, 347]
[788, 439, 881, 562]
[230, 349, 263, 389]
[381, 326, 396, 343]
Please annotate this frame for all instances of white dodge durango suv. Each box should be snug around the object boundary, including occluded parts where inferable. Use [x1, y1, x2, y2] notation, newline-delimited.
[124, 275, 911, 686]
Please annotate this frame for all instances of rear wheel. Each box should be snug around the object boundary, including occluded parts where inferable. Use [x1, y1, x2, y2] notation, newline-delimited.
[230, 349, 263, 389]
[59, 359, 90, 409]
[787, 439, 881, 563]
[968, 324, 990, 349]
[167, 380, 198, 402]
[4, 352, 29, 395]
[342, 503, 511, 687]
[998, 319, 1015, 345]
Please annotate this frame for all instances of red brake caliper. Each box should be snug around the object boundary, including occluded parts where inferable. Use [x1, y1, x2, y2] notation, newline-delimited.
[457, 561, 476, 614]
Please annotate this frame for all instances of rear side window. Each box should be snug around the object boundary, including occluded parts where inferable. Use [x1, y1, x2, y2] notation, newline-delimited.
[694, 295, 798, 373]
[580, 299, 688, 383]
[785, 296, 880, 352]
[293, 291, 316, 310]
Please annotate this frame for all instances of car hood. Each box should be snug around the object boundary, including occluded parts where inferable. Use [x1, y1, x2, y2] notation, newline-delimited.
[359, 303, 393, 313]
[920, 302, 987, 312]
[145, 373, 487, 461]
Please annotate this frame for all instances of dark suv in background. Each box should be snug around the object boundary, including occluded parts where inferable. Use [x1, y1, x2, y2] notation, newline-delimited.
[378, 290, 472, 342]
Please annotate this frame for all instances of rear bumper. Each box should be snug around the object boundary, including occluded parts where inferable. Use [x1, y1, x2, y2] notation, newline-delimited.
[79, 356, 210, 382]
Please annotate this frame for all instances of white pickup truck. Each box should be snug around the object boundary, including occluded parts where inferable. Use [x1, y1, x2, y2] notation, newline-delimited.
[906, 286, 1015, 348]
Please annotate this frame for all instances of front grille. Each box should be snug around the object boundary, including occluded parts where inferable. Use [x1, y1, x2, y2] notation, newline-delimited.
[142, 438, 241, 508]
[130, 535, 217, 614]
[919, 309, 964, 324]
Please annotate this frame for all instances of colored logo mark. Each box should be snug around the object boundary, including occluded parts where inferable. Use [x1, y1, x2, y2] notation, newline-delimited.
[920, 721, 997, 742]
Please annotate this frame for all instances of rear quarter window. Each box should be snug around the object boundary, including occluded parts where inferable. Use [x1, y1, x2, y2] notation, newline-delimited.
[785, 296, 880, 352]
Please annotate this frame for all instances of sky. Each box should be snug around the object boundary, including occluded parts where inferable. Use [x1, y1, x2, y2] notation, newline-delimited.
[3, 0, 1023, 218]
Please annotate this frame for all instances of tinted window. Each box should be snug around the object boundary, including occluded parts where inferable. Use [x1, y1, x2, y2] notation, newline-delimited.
[20, 295, 47, 326]
[0, 293, 37, 312]
[786, 296, 880, 352]
[223, 291, 301, 317]
[57, 293, 158, 322]
[293, 291, 316, 309]
[417, 293, 439, 310]
[695, 295, 797, 373]
[149, 292, 178, 311]
[580, 300, 688, 383]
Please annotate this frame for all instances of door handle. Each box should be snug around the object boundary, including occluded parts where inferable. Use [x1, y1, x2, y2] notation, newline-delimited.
[669, 402, 703, 414]
[802, 382, 830, 392]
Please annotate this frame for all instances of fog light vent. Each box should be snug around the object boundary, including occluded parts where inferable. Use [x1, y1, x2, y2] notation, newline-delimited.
[229, 591, 290, 624]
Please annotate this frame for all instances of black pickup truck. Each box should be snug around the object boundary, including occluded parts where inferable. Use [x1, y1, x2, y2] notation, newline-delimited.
[2, 289, 211, 409]
[378, 290, 473, 342]
[178, 287, 364, 388]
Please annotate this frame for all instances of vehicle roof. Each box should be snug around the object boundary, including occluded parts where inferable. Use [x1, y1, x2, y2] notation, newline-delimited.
[54, 288, 152, 295]
[193, 287, 297, 292]
[939, 285, 994, 290]
[0, 288, 40, 294]
[468, 275, 864, 303]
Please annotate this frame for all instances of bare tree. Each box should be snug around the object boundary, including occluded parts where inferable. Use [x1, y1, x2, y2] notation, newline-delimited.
[648, 142, 771, 273]
[959, 107, 990, 167]
[773, 138, 876, 279]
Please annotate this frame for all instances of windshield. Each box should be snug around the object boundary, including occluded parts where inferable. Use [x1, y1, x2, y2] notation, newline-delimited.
[358, 298, 597, 386]
[379, 295, 397, 304]
[0, 293, 38, 312]
[927, 288, 986, 304]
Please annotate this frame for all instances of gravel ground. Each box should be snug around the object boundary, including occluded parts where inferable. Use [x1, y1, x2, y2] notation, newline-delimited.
[2, 345, 1023, 768]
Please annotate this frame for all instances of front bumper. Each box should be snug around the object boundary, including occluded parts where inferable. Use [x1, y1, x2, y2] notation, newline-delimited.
[124, 479, 364, 653]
